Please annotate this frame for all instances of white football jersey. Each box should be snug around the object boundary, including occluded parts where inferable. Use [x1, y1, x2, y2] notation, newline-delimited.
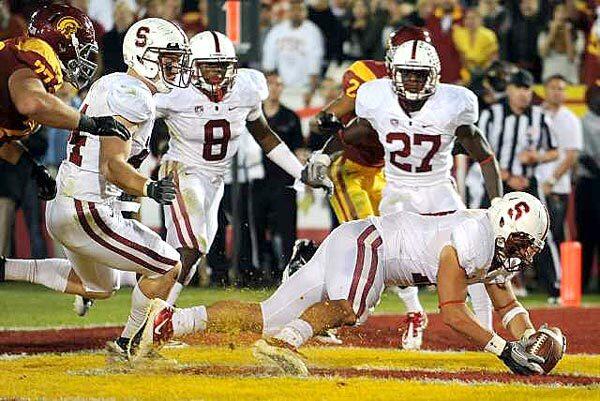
[369, 209, 495, 286]
[355, 80, 478, 186]
[155, 68, 268, 176]
[56, 73, 155, 203]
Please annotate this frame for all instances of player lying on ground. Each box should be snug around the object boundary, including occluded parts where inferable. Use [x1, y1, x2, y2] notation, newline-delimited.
[137, 192, 563, 376]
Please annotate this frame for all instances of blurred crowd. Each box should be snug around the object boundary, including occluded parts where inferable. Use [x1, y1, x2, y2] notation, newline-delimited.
[0, 0, 599, 293]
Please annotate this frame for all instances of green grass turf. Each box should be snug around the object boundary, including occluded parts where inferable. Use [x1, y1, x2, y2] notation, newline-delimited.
[1, 282, 599, 329]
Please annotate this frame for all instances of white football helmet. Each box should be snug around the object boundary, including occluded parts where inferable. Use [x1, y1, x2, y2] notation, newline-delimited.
[189, 31, 238, 102]
[488, 192, 550, 273]
[389, 39, 440, 101]
[123, 18, 190, 93]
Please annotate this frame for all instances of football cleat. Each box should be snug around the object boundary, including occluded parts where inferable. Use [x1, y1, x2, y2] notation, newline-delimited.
[73, 295, 94, 317]
[401, 311, 428, 350]
[252, 338, 309, 376]
[314, 328, 343, 345]
[105, 336, 132, 363]
[136, 298, 174, 358]
[281, 239, 318, 283]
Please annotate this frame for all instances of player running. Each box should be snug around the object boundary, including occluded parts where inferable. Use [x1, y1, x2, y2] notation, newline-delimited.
[153, 31, 331, 306]
[292, 26, 502, 349]
[1, 18, 192, 359]
[0, 4, 130, 199]
[137, 192, 558, 377]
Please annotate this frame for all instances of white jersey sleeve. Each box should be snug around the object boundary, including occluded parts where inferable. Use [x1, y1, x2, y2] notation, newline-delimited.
[239, 69, 268, 121]
[450, 215, 495, 279]
[354, 80, 382, 124]
[106, 82, 154, 123]
[453, 87, 479, 127]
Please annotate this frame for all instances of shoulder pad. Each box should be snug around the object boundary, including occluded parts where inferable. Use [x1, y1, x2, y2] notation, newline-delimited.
[107, 81, 154, 123]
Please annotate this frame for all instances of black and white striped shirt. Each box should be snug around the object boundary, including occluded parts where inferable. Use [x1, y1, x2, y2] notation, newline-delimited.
[478, 100, 556, 178]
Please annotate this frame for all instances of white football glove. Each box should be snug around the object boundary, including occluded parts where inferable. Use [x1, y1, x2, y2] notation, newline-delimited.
[301, 152, 334, 196]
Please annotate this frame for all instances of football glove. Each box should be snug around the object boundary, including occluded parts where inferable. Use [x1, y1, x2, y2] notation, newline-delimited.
[316, 112, 343, 136]
[300, 152, 334, 196]
[146, 175, 176, 205]
[78, 115, 131, 141]
[31, 163, 57, 201]
[498, 340, 544, 375]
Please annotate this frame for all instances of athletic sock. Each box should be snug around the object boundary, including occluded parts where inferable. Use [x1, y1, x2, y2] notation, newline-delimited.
[468, 283, 493, 330]
[391, 286, 424, 313]
[172, 306, 207, 336]
[166, 282, 184, 306]
[119, 271, 138, 288]
[121, 284, 151, 339]
[272, 318, 314, 349]
[4, 258, 71, 292]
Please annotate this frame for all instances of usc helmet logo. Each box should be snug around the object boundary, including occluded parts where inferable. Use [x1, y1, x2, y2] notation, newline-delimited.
[56, 17, 80, 38]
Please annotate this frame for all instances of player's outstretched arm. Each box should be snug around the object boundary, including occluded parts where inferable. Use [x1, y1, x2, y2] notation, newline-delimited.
[455, 124, 503, 200]
[438, 245, 543, 375]
[9, 69, 130, 141]
[485, 282, 536, 340]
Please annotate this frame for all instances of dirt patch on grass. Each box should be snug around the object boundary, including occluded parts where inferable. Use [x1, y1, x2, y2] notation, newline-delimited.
[0, 308, 597, 355]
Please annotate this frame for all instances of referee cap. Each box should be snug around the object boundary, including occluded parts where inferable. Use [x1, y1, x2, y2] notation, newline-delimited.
[508, 69, 534, 88]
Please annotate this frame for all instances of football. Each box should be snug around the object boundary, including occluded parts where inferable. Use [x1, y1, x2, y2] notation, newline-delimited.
[525, 326, 566, 374]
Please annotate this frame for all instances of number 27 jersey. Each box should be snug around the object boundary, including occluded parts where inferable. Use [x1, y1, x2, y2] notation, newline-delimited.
[155, 68, 268, 176]
[355, 79, 478, 186]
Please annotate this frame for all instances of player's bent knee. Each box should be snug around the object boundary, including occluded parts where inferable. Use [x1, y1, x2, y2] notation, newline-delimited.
[331, 300, 358, 325]
[82, 290, 113, 300]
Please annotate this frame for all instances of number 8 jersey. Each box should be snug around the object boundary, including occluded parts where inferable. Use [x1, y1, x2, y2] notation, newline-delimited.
[355, 79, 478, 186]
[155, 68, 268, 176]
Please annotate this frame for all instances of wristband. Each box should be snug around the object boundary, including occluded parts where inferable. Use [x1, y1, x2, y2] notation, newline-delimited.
[484, 333, 507, 356]
[143, 179, 152, 197]
[501, 306, 528, 329]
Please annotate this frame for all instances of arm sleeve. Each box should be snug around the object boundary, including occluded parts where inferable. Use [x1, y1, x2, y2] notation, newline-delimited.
[454, 90, 479, 127]
[354, 84, 370, 120]
[246, 71, 269, 122]
[106, 85, 154, 123]
[342, 62, 367, 99]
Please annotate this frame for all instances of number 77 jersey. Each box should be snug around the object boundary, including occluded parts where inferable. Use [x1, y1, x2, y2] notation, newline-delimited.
[355, 78, 478, 186]
[155, 68, 268, 176]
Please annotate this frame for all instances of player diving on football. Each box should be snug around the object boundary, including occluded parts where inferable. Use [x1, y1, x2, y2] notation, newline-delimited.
[289, 26, 502, 349]
[152, 31, 332, 308]
[136, 192, 564, 376]
[0, 4, 131, 200]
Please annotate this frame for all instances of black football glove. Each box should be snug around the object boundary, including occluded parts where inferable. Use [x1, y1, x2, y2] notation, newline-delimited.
[78, 115, 131, 141]
[145, 175, 176, 205]
[498, 340, 544, 375]
[31, 163, 57, 201]
[316, 112, 343, 136]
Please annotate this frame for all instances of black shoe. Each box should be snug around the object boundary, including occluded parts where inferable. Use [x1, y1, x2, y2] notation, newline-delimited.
[281, 239, 318, 283]
[0, 256, 5, 282]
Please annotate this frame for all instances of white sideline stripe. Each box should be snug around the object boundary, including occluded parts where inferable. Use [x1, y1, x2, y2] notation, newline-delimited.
[0, 323, 123, 331]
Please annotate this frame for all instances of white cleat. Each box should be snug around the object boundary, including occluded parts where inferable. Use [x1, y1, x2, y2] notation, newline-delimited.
[73, 295, 94, 317]
[135, 298, 174, 359]
[401, 311, 428, 350]
[252, 339, 309, 377]
[314, 329, 343, 345]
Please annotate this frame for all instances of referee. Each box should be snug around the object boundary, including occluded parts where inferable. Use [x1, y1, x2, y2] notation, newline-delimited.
[477, 69, 561, 300]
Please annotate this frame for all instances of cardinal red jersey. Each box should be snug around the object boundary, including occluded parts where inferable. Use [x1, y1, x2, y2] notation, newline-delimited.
[0, 36, 63, 142]
[339, 60, 387, 167]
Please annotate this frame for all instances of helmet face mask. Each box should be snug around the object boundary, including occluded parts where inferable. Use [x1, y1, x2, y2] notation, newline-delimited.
[191, 58, 237, 102]
[64, 35, 98, 89]
[494, 232, 542, 273]
[392, 66, 437, 101]
[143, 47, 190, 90]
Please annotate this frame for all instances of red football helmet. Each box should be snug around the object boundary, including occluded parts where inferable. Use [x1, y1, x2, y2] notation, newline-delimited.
[28, 4, 98, 89]
[385, 26, 433, 72]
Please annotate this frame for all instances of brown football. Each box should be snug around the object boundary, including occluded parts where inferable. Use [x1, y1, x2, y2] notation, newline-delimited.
[525, 326, 566, 374]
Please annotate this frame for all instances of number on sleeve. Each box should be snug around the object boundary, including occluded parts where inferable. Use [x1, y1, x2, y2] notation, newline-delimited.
[203, 119, 231, 161]
[67, 104, 88, 167]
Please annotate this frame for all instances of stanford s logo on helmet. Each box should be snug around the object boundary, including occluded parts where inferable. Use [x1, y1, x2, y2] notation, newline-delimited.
[488, 192, 549, 275]
[28, 4, 98, 89]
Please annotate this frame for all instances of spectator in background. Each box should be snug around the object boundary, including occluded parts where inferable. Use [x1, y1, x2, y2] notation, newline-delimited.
[538, 4, 585, 83]
[402, 0, 434, 27]
[0, 0, 26, 40]
[101, 0, 135, 75]
[251, 73, 304, 283]
[480, 0, 510, 59]
[69, 0, 105, 40]
[382, 0, 411, 45]
[262, 0, 324, 108]
[581, 5, 599, 86]
[576, 84, 600, 292]
[87, 0, 138, 32]
[344, 0, 386, 60]
[308, 0, 345, 67]
[506, 0, 545, 81]
[426, 0, 463, 83]
[452, 7, 498, 84]
[537, 75, 582, 250]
